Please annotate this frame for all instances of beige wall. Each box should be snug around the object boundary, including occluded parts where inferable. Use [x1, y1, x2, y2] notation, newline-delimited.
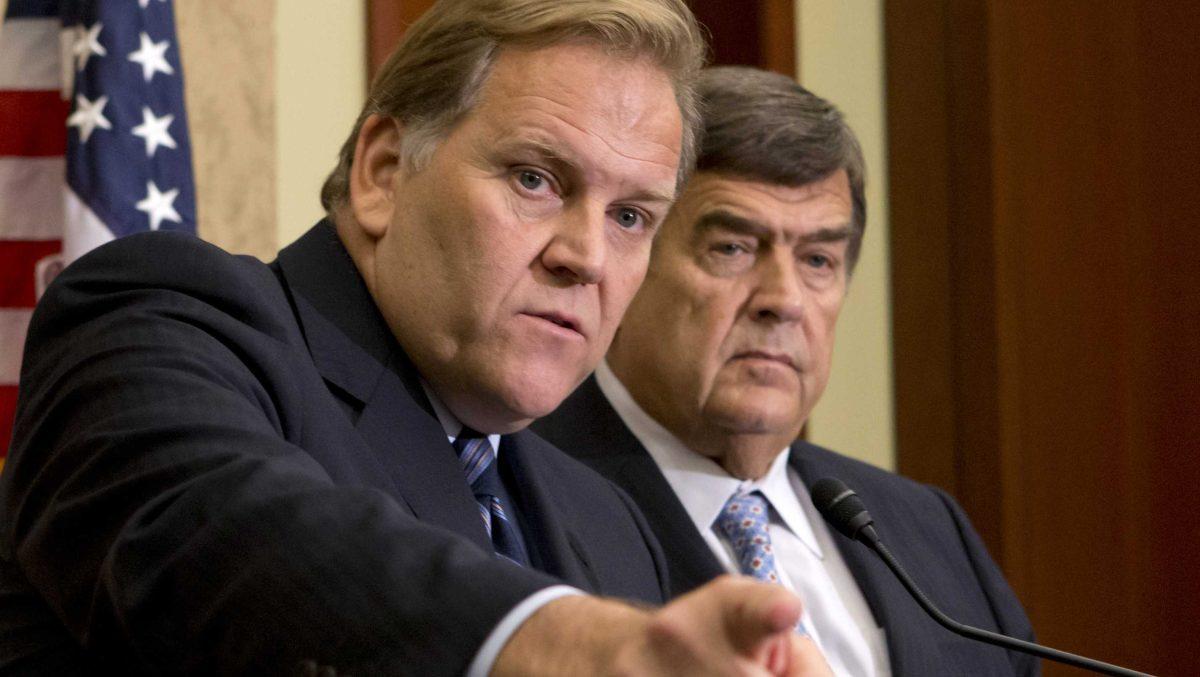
[177, 1, 276, 259]
[796, 0, 895, 470]
[176, 0, 365, 259]
[275, 1, 366, 245]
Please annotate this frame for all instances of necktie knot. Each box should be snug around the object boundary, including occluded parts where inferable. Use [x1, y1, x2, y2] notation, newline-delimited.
[451, 427, 528, 567]
[454, 427, 499, 491]
[716, 490, 779, 584]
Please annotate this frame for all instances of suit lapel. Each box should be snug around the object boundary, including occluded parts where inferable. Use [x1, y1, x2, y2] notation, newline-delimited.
[609, 454, 724, 596]
[353, 353, 492, 551]
[274, 221, 492, 553]
[789, 444, 914, 676]
[553, 377, 725, 596]
[500, 432, 597, 590]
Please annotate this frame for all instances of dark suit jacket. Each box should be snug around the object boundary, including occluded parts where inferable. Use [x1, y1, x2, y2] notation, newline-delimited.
[533, 375, 1039, 676]
[0, 223, 667, 675]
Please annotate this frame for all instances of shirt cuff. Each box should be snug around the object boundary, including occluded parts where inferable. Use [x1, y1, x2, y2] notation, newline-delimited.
[465, 585, 584, 677]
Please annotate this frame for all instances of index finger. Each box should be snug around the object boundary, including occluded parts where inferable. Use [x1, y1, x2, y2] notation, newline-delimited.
[778, 634, 834, 677]
[724, 580, 804, 656]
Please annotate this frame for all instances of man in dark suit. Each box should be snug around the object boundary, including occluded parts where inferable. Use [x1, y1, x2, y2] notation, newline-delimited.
[534, 66, 1039, 676]
[0, 4, 829, 675]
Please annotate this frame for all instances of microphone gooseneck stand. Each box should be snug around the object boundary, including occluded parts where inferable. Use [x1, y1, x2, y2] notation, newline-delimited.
[810, 478, 1150, 677]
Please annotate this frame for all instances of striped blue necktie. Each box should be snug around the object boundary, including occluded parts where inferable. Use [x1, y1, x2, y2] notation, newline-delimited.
[454, 428, 530, 567]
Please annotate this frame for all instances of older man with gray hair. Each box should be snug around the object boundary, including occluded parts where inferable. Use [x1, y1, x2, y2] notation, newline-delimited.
[535, 66, 1038, 676]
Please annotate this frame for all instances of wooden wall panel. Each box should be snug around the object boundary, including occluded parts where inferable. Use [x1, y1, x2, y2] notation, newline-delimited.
[990, 3, 1144, 666]
[757, 0, 795, 77]
[367, 0, 437, 78]
[1134, 9, 1200, 667]
[888, 1, 1200, 674]
[689, 0, 794, 75]
[885, 0, 959, 495]
[887, 0, 1008, 552]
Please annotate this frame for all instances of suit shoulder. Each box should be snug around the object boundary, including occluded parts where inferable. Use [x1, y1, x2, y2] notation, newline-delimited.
[36, 232, 293, 338]
[794, 441, 947, 507]
[55, 231, 279, 298]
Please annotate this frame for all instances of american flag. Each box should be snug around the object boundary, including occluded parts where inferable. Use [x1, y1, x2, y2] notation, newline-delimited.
[0, 0, 196, 467]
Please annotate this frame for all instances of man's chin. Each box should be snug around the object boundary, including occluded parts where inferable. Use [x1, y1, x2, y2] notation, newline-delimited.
[489, 375, 581, 429]
[704, 393, 804, 438]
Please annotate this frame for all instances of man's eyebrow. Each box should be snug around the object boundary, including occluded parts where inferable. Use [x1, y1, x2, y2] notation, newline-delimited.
[498, 137, 576, 166]
[626, 186, 677, 207]
[802, 226, 852, 244]
[694, 209, 852, 243]
[498, 137, 676, 205]
[694, 210, 772, 238]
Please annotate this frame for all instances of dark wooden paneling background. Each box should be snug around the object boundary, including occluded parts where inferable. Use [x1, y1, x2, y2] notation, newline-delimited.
[888, 2, 1200, 674]
[366, 0, 435, 76]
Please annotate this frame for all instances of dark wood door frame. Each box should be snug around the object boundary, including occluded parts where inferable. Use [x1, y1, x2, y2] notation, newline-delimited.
[886, 3, 1200, 674]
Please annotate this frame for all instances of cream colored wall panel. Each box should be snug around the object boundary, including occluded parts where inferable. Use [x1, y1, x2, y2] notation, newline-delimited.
[176, 1, 276, 260]
[275, 2, 366, 245]
[797, 0, 895, 470]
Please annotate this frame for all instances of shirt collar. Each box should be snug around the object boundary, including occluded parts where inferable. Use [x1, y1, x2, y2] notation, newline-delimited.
[421, 380, 502, 454]
[594, 360, 823, 559]
[756, 452, 824, 559]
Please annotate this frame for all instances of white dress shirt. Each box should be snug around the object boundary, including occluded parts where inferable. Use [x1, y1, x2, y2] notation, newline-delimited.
[421, 383, 580, 677]
[595, 361, 891, 677]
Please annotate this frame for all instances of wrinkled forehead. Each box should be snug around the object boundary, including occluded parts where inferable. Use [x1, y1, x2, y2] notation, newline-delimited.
[669, 172, 854, 239]
[477, 43, 682, 147]
[463, 43, 684, 201]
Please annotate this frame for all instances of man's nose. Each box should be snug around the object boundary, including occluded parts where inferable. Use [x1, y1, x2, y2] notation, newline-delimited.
[747, 252, 805, 323]
[540, 204, 606, 285]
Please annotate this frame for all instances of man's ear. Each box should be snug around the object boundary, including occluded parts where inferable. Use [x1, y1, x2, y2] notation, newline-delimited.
[348, 114, 404, 239]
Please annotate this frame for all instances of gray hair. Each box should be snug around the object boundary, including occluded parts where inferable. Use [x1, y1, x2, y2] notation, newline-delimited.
[694, 66, 867, 271]
[320, 0, 707, 213]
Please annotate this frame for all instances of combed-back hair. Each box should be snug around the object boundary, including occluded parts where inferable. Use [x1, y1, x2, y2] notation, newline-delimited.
[320, 0, 707, 213]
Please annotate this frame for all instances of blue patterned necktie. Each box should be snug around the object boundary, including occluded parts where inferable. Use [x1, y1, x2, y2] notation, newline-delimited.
[453, 427, 530, 567]
[716, 490, 811, 637]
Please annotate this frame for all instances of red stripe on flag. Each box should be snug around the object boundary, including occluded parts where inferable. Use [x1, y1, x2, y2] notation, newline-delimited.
[0, 384, 17, 460]
[0, 90, 69, 157]
[0, 239, 62, 306]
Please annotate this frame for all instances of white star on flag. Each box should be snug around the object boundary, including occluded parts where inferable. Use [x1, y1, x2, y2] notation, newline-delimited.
[1, 0, 199, 467]
[128, 32, 175, 83]
[67, 94, 113, 143]
[72, 23, 107, 71]
[135, 181, 182, 231]
[131, 107, 177, 157]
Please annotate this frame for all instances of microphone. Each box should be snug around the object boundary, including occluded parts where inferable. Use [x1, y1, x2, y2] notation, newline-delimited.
[810, 478, 1149, 677]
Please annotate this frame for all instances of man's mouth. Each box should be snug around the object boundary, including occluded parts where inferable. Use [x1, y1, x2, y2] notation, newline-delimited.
[526, 311, 584, 337]
[732, 350, 798, 371]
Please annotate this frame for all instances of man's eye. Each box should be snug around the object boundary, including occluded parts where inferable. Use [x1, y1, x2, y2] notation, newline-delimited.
[518, 170, 545, 191]
[713, 242, 748, 256]
[805, 254, 830, 268]
[615, 207, 643, 229]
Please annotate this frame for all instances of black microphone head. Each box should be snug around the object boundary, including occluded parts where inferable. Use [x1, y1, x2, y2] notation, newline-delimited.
[811, 477, 876, 543]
